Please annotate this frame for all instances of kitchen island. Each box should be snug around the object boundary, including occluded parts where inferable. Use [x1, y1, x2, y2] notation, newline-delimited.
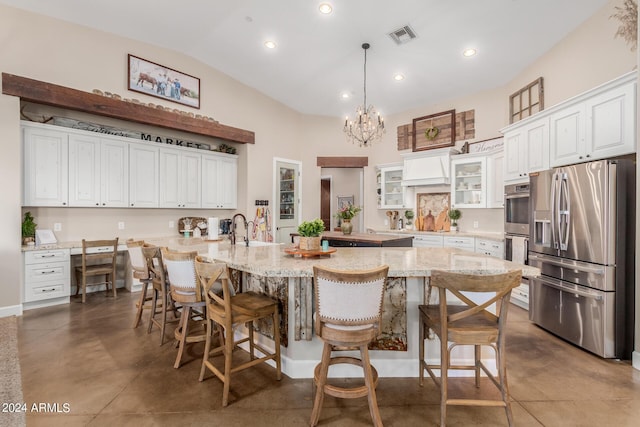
[291, 231, 414, 247]
[143, 236, 538, 378]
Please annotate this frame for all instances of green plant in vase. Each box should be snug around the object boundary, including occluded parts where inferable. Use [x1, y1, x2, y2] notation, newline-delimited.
[448, 209, 461, 232]
[22, 211, 37, 245]
[404, 210, 415, 229]
[297, 218, 325, 250]
[335, 204, 362, 235]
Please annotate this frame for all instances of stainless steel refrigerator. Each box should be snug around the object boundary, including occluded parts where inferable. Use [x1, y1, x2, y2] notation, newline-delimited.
[528, 158, 635, 358]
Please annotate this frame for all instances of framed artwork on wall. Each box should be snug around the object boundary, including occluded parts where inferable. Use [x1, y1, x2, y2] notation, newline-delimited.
[412, 109, 456, 152]
[127, 54, 201, 109]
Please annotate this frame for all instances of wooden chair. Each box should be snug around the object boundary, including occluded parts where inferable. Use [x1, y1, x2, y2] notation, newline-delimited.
[419, 270, 522, 427]
[127, 239, 154, 328]
[74, 238, 119, 303]
[195, 256, 281, 407]
[161, 248, 207, 368]
[310, 265, 389, 427]
[143, 245, 179, 344]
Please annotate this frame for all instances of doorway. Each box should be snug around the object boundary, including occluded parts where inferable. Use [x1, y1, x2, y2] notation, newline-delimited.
[273, 158, 301, 244]
[320, 177, 331, 231]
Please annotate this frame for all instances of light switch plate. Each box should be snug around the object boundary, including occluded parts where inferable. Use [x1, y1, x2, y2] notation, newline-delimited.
[54, 223, 62, 231]
[118, 222, 125, 230]
[473, 221, 479, 228]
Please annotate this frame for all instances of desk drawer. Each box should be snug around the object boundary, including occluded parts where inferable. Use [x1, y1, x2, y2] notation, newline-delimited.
[25, 262, 70, 284]
[25, 282, 68, 302]
[25, 249, 70, 264]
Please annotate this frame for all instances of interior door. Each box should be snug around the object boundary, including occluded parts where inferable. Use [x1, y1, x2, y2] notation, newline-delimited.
[320, 177, 331, 231]
[274, 159, 301, 244]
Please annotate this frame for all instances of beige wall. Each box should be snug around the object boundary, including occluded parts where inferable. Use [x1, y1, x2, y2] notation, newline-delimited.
[0, 0, 636, 313]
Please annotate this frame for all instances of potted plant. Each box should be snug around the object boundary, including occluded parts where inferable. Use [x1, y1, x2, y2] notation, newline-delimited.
[22, 211, 37, 246]
[404, 209, 415, 230]
[297, 218, 325, 250]
[335, 204, 362, 235]
[448, 209, 462, 232]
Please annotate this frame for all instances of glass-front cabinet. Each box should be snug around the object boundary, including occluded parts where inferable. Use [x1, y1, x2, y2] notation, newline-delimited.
[279, 166, 296, 220]
[378, 165, 405, 209]
[451, 156, 487, 208]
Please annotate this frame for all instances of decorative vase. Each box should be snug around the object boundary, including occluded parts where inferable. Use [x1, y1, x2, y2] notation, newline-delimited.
[341, 219, 353, 235]
[299, 236, 321, 251]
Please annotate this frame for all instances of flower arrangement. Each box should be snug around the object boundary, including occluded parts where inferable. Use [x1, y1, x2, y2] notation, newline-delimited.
[335, 204, 362, 220]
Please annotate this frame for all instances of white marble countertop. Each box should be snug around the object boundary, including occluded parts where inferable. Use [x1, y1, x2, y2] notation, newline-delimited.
[22, 235, 537, 278]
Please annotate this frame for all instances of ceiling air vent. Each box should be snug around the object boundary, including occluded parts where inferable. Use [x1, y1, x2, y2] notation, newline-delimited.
[388, 25, 417, 45]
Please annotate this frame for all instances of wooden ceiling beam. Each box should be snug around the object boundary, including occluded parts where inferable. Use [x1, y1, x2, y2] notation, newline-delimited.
[2, 73, 255, 144]
[316, 156, 368, 168]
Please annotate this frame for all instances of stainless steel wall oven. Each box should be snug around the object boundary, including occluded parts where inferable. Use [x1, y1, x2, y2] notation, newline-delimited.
[504, 183, 530, 236]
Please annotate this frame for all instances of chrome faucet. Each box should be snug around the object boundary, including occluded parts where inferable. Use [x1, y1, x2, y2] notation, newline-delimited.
[230, 213, 248, 246]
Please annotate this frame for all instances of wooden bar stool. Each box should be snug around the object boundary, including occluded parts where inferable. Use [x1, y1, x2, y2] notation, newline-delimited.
[195, 256, 281, 407]
[419, 270, 521, 427]
[74, 238, 119, 303]
[162, 248, 207, 368]
[310, 265, 389, 427]
[127, 239, 154, 328]
[143, 246, 179, 344]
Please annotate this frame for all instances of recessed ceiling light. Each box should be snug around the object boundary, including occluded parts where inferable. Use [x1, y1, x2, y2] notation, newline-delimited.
[340, 92, 351, 100]
[462, 48, 477, 57]
[264, 40, 277, 49]
[319, 3, 333, 14]
[393, 73, 405, 81]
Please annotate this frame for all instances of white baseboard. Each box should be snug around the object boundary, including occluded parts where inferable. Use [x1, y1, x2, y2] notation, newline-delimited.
[0, 304, 23, 318]
[23, 297, 70, 311]
[633, 351, 640, 371]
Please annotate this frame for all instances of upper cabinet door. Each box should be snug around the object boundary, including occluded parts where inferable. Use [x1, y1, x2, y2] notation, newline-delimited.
[525, 117, 550, 173]
[23, 125, 69, 207]
[100, 139, 128, 207]
[68, 133, 101, 207]
[586, 81, 636, 161]
[451, 156, 487, 208]
[550, 104, 585, 167]
[129, 143, 159, 208]
[201, 154, 237, 209]
[159, 148, 181, 208]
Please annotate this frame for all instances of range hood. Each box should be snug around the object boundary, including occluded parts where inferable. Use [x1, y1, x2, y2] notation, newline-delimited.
[401, 147, 458, 187]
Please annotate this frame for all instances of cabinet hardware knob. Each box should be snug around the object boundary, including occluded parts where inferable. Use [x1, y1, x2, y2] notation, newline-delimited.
[579, 156, 583, 159]
[586, 154, 591, 158]
[96, 203, 99, 206]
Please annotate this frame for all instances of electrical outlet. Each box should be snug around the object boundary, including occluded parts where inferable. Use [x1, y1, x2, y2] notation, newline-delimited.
[54, 223, 62, 231]
[473, 221, 479, 229]
[169, 220, 175, 228]
[118, 221, 125, 230]
[384, 219, 389, 226]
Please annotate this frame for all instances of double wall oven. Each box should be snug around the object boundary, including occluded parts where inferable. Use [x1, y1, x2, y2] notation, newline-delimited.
[504, 183, 530, 309]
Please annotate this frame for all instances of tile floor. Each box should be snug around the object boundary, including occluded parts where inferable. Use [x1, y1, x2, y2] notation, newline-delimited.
[14, 291, 640, 426]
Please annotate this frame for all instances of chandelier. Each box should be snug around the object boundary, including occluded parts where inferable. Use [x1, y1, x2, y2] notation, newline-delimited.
[344, 43, 385, 147]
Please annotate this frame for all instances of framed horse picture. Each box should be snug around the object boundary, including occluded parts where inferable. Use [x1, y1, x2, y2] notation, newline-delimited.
[127, 54, 201, 109]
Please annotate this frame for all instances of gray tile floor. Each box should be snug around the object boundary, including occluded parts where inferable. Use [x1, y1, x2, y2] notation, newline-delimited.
[15, 291, 640, 426]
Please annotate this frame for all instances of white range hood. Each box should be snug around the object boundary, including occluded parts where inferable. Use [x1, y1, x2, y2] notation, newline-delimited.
[401, 147, 458, 187]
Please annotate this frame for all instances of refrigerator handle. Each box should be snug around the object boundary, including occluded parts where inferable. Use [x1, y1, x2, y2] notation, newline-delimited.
[550, 172, 558, 249]
[559, 173, 570, 251]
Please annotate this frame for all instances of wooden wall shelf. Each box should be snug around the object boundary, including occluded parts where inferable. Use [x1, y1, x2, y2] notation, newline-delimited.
[2, 73, 255, 144]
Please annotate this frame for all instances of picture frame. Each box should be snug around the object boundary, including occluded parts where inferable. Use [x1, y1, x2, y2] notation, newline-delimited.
[337, 195, 355, 210]
[412, 109, 456, 152]
[127, 54, 200, 109]
[415, 193, 451, 232]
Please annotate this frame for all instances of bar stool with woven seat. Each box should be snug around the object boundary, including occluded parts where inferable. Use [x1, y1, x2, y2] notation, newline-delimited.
[74, 238, 119, 303]
[419, 270, 521, 427]
[143, 245, 179, 345]
[310, 265, 389, 427]
[127, 239, 154, 328]
[161, 248, 207, 368]
[195, 256, 281, 407]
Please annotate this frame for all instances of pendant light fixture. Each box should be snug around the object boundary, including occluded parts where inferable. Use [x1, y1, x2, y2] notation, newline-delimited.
[344, 43, 385, 147]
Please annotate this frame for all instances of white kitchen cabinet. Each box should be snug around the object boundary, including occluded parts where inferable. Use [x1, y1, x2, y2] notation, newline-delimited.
[68, 134, 128, 207]
[487, 150, 504, 208]
[23, 249, 70, 306]
[159, 147, 201, 208]
[23, 124, 69, 207]
[475, 238, 504, 259]
[378, 165, 405, 209]
[412, 234, 444, 248]
[503, 117, 549, 183]
[550, 79, 636, 167]
[443, 236, 475, 251]
[451, 156, 486, 208]
[202, 153, 238, 209]
[129, 143, 159, 208]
